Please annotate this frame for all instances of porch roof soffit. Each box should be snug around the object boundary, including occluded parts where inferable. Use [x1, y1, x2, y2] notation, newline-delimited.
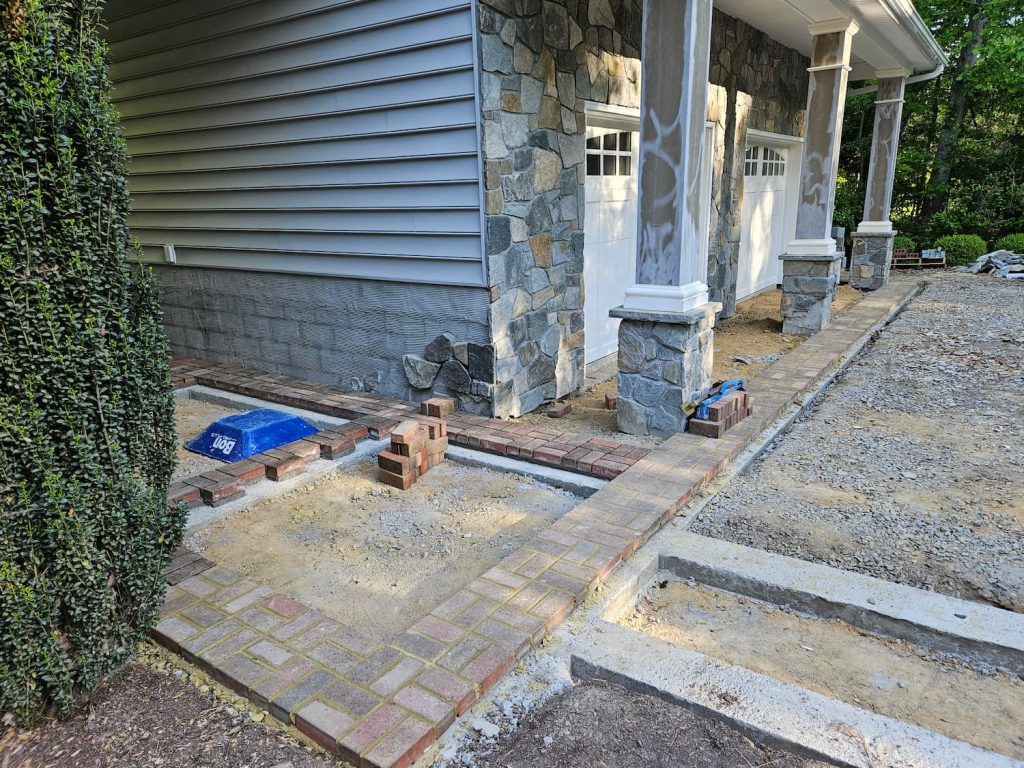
[714, 0, 947, 81]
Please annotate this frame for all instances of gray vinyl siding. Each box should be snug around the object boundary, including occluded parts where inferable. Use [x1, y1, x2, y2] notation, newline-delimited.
[104, 0, 485, 286]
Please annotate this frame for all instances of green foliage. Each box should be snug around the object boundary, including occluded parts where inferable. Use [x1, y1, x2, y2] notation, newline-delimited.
[934, 234, 988, 265]
[1, 0, 181, 725]
[994, 233, 1024, 253]
[893, 235, 917, 252]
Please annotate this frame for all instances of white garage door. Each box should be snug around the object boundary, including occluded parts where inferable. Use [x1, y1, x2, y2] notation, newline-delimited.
[737, 144, 789, 300]
[583, 126, 638, 364]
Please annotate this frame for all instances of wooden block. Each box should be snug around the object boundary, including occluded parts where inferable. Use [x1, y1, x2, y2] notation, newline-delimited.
[379, 468, 416, 491]
[604, 394, 617, 410]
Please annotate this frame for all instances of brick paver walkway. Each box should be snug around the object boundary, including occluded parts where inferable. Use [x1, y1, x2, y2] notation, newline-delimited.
[157, 282, 919, 768]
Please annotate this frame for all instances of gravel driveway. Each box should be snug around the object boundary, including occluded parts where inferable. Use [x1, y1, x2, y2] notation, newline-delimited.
[693, 272, 1024, 612]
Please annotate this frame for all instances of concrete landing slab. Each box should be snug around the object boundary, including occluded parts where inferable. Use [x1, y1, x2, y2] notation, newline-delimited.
[660, 533, 1024, 675]
[571, 623, 1020, 768]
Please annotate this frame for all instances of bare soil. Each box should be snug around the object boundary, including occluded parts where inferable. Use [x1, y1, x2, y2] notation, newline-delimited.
[624, 579, 1024, 760]
[173, 397, 243, 483]
[0, 645, 335, 768]
[186, 458, 580, 646]
[511, 284, 863, 445]
[478, 680, 829, 768]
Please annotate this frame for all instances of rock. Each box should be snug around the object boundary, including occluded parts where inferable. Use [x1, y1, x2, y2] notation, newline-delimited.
[403, 355, 441, 389]
[466, 343, 496, 382]
[424, 333, 456, 364]
[441, 359, 473, 393]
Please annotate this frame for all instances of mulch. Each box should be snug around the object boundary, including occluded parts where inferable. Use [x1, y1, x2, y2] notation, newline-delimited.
[481, 681, 830, 768]
[0, 652, 342, 768]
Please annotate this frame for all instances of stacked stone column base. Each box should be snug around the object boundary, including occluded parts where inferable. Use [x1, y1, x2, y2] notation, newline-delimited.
[610, 303, 720, 438]
[850, 231, 895, 291]
[780, 253, 842, 336]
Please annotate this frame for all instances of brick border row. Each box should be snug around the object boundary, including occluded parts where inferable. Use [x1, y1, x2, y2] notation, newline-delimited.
[171, 360, 648, 483]
[156, 282, 919, 768]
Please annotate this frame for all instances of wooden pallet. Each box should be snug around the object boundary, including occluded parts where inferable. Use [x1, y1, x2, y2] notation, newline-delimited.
[892, 249, 947, 269]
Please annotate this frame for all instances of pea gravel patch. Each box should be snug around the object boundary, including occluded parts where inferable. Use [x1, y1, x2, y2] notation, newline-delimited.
[693, 273, 1024, 612]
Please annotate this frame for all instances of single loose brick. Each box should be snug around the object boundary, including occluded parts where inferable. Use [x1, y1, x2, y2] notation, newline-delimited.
[378, 450, 418, 475]
[547, 402, 572, 418]
[390, 420, 424, 445]
[379, 468, 416, 491]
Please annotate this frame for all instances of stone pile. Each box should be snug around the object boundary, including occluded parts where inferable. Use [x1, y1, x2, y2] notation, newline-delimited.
[377, 418, 448, 490]
[964, 250, 1024, 279]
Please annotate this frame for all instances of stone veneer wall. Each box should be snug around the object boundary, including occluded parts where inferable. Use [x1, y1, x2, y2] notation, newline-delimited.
[478, 0, 808, 418]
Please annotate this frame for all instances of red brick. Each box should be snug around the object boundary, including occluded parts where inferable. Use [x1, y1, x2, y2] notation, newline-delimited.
[280, 439, 321, 460]
[687, 417, 725, 439]
[410, 615, 464, 644]
[390, 420, 424, 445]
[379, 468, 416, 491]
[394, 685, 455, 733]
[422, 397, 457, 417]
[167, 482, 202, 509]
[220, 460, 266, 485]
[262, 593, 308, 619]
[461, 644, 514, 692]
[415, 668, 476, 715]
[339, 423, 371, 442]
[378, 450, 418, 475]
[251, 453, 306, 481]
[533, 446, 568, 464]
[529, 591, 575, 631]
[309, 431, 356, 460]
[364, 715, 434, 768]
[547, 402, 572, 418]
[295, 700, 355, 751]
[339, 704, 406, 758]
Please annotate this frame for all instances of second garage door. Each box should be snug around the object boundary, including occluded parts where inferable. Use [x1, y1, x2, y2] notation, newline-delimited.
[737, 143, 790, 300]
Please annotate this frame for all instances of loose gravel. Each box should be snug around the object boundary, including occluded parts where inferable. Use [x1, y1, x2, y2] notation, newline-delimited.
[693, 273, 1024, 612]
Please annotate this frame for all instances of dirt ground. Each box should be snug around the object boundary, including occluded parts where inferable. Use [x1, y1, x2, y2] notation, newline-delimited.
[693, 273, 1024, 612]
[477, 681, 829, 768]
[172, 396, 244, 483]
[0, 645, 334, 768]
[624, 579, 1024, 759]
[187, 458, 580, 646]
[512, 284, 863, 446]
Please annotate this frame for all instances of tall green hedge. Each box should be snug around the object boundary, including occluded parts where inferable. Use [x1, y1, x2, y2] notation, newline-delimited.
[934, 234, 988, 266]
[1, 0, 181, 725]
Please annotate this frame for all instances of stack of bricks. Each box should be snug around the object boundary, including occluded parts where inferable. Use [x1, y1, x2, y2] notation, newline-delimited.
[421, 396, 458, 419]
[687, 390, 752, 439]
[377, 418, 449, 490]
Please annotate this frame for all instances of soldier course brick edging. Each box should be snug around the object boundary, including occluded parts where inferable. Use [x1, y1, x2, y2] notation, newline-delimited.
[172, 360, 648, 484]
[158, 282, 919, 768]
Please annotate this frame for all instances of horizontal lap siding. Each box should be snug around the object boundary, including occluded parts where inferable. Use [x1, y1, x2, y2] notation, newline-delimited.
[105, 0, 484, 286]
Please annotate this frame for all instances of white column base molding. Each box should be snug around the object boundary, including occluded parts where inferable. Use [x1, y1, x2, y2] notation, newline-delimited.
[623, 281, 710, 314]
[855, 221, 896, 235]
[785, 238, 838, 258]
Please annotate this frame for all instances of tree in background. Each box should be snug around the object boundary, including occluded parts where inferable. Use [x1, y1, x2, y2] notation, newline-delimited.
[837, 0, 1024, 247]
[1, 0, 181, 725]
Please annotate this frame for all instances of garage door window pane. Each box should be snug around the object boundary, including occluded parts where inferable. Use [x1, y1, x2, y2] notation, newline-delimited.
[744, 145, 760, 176]
[587, 154, 602, 176]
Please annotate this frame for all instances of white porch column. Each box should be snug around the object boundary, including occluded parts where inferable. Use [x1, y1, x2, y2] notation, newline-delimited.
[851, 72, 909, 290]
[611, 0, 720, 437]
[625, 0, 713, 313]
[780, 20, 858, 336]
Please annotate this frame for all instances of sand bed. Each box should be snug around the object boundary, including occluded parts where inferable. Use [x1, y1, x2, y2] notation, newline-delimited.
[623, 578, 1024, 759]
[186, 458, 581, 647]
[172, 396, 244, 483]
